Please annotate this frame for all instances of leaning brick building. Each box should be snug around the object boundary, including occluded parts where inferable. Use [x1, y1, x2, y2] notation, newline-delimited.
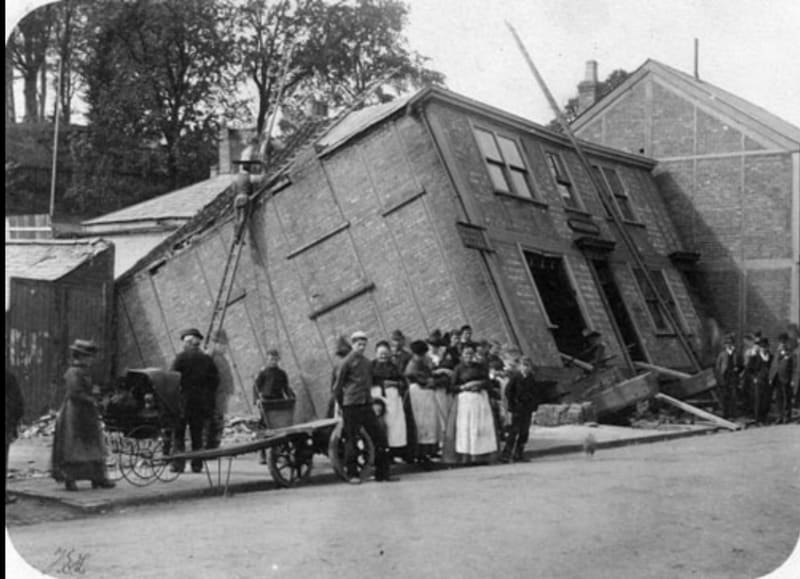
[572, 59, 800, 338]
[113, 87, 704, 422]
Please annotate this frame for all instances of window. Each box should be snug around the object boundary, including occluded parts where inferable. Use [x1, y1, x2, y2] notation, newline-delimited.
[545, 152, 580, 208]
[593, 165, 637, 222]
[473, 128, 534, 199]
[633, 268, 683, 333]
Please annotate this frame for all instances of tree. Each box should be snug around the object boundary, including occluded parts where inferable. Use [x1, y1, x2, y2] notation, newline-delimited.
[548, 68, 630, 130]
[233, 0, 445, 142]
[8, 6, 53, 122]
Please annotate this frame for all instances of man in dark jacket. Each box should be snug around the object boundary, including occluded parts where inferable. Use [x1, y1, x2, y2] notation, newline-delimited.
[333, 330, 393, 484]
[714, 334, 741, 419]
[170, 328, 220, 473]
[253, 349, 294, 463]
[501, 357, 544, 463]
[770, 333, 795, 423]
[6, 369, 24, 503]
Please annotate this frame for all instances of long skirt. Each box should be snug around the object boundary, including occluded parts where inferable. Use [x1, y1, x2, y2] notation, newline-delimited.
[434, 388, 453, 444]
[51, 397, 107, 483]
[371, 386, 407, 448]
[408, 383, 440, 445]
[455, 391, 498, 463]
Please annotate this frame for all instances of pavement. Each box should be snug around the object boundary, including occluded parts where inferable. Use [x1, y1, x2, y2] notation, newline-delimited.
[6, 421, 721, 513]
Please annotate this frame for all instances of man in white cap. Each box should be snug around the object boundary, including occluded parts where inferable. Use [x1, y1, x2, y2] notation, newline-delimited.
[333, 330, 394, 483]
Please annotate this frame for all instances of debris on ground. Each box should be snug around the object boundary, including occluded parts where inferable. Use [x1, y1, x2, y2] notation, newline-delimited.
[19, 413, 57, 439]
[534, 403, 597, 426]
[222, 416, 262, 444]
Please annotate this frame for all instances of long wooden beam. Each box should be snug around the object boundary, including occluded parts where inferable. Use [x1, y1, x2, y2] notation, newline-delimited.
[654, 393, 741, 431]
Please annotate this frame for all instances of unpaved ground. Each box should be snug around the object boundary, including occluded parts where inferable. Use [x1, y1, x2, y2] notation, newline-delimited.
[7, 425, 800, 579]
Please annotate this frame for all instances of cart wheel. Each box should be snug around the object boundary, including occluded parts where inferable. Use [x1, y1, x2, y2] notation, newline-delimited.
[328, 422, 375, 481]
[122, 425, 165, 486]
[267, 435, 314, 488]
[103, 430, 124, 482]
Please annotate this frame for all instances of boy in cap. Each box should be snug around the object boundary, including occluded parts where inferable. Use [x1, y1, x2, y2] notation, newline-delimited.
[502, 357, 542, 462]
[253, 349, 295, 463]
[170, 328, 220, 473]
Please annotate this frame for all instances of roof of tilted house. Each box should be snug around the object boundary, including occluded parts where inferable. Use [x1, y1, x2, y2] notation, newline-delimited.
[572, 59, 800, 148]
[82, 174, 236, 227]
[5, 238, 111, 281]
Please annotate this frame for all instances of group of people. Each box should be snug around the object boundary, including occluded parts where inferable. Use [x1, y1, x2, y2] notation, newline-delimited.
[329, 325, 559, 484]
[714, 326, 799, 424]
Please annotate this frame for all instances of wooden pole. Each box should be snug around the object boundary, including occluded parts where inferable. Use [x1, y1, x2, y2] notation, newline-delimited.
[655, 393, 741, 431]
[49, 57, 63, 220]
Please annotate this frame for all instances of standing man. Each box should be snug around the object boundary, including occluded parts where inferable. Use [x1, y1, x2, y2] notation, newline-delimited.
[578, 329, 608, 370]
[770, 333, 795, 423]
[170, 328, 220, 473]
[389, 330, 412, 376]
[714, 334, 741, 419]
[6, 369, 25, 503]
[502, 357, 546, 463]
[333, 330, 394, 484]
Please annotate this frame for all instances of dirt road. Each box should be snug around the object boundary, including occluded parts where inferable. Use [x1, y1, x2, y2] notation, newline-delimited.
[7, 425, 800, 578]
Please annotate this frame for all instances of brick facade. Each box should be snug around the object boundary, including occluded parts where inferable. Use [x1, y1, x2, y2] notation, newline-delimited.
[114, 89, 705, 422]
[573, 60, 800, 339]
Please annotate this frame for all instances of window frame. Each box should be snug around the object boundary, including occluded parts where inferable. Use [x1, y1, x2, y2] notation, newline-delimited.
[632, 267, 684, 335]
[592, 164, 639, 223]
[472, 126, 537, 201]
[544, 150, 582, 210]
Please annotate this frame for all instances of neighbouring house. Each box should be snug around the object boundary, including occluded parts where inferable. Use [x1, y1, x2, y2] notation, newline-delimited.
[571, 59, 800, 338]
[113, 87, 705, 422]
[5, 238, 114, 420]
[80, 174, 237, 279]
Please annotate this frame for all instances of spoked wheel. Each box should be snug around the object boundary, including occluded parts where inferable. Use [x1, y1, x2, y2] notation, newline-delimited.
[267, 435, 314, 488]
[103, 430, 125, 482]
[122, 425, 166, 486]
[328, 422, 375, 481]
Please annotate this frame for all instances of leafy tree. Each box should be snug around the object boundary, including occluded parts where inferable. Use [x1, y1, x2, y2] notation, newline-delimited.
[8, 6, 53, 122]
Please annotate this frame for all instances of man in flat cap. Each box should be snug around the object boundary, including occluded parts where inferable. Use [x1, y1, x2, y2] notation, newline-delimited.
[333, 330, 394, 484]
[170, 328, 220, 473]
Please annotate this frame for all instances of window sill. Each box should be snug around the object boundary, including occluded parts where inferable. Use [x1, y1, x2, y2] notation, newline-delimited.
[606, 217, 646, 229]
[494, 191, 549, 209]
[563, 206, 593, 218]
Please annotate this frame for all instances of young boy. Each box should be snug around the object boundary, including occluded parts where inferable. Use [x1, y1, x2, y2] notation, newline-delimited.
[501, 357, 541, 463]
[253, 349, 294, 463]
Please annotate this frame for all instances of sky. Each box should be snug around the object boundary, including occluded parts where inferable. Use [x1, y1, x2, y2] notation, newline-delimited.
[7, 0, 800, 128]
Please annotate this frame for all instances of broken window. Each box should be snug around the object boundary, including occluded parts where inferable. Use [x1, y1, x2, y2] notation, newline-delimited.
[545, 152, 580, 209]
[592, 165, 638, 222]
[474, 128, 535, 199]
[633, 268, 683, 333]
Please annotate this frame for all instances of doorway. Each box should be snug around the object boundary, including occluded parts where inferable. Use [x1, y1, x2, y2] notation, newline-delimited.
[590, 259, 646, 363]
[524, 251, 587, 357]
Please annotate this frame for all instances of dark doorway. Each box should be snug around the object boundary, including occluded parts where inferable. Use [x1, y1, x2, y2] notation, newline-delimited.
[590, 259, 646, 363]
[524, 251, 587, 357]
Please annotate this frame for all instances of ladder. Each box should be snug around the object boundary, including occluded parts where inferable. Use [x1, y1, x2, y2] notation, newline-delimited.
[203, 190, 252, 350]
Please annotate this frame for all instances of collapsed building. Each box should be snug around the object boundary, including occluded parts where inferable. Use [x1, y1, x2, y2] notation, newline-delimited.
[111, 87, 704, 422]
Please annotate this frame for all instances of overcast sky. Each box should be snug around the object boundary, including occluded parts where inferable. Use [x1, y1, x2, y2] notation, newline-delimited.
[7, 0, 800, 128]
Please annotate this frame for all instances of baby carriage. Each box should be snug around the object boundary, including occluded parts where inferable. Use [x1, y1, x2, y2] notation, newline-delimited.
[101, 368, 182, 486]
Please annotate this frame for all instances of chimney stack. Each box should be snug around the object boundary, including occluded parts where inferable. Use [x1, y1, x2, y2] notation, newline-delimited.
[305, 97, 328, 119]
[577, 60, 599, 114]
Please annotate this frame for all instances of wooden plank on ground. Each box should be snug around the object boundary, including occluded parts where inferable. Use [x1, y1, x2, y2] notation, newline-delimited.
[634, 361, 692, 380]
[654, 393, 741, 431]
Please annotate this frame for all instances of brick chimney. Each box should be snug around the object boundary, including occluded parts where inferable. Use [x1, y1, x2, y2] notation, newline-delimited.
[577, 60, 599, 114]
[305, 97, 328, 119]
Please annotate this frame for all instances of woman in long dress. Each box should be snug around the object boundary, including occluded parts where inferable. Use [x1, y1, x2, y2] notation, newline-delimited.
[404, 340, 438, 467]
[371, 341, 408, 460]
[51, 340, 115, 491]
[427, 330, 457, 448]
[445, 342, 498, 465]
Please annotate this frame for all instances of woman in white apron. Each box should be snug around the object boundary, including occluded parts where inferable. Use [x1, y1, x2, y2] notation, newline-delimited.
[449, 343, 498, 464]
[405, 340, 438, 466]
[371, 341, 407, 458]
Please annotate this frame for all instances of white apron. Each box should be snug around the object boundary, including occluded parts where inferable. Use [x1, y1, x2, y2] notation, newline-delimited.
[371, 385, 407, 448]
[408, 383, 440, 444]
[455, 390, 498, 456]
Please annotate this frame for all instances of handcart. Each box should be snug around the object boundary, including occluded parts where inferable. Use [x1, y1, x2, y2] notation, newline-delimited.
[101, 368, 183, 486]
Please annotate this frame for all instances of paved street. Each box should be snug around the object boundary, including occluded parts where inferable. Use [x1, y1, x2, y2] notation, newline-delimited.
[6, 425, 800, 579]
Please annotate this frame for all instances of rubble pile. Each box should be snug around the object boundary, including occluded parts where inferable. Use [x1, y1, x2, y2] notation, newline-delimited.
[534, 402, 597, 426]
[222, 416, 262, 444]
[20, 412, 58, 439]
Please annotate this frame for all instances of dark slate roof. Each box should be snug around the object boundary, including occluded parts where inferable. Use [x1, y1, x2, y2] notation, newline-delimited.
[5, 238, 111, 281]
[82, 174, 235, 226]
[316, 94, 415, 152]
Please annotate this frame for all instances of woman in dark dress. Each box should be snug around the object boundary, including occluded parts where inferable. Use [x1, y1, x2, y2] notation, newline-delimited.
[51, 340, 115, 491]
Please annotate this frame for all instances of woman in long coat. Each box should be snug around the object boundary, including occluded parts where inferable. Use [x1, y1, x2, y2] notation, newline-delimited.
[51, 340, 115, 491]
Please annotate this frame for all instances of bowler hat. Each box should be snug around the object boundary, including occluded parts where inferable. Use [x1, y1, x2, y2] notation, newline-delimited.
[427, 329, 446, 347]
[180, 328, 204, 341]
[757, 337, 770, 347]
[777, 332, 789, 342]
[390, 329, 406, 342]
[409, 340, 429, 356]
[69, 339, 99, 357]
